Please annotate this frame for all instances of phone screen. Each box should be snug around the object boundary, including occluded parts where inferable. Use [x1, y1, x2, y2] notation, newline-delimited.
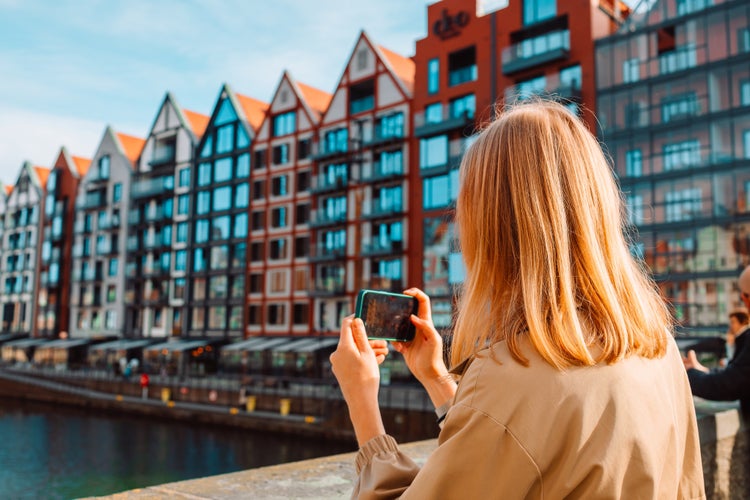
[355, 290, 418, 342]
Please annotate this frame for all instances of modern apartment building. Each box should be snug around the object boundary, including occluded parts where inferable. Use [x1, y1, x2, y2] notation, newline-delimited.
[0, 163, 49, 336]
[124, 93, 208, 338]
[410, 0, 628, 328]
[71, 127, 145, 338]
[187, 84, 268, 339]
[309, 31, 414, 333]
[36, 148, 90, 338]
[246, 72, 330, 337]
[597, 0, 750, 334]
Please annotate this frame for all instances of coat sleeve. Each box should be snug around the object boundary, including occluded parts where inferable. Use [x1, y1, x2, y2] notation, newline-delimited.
[687, 346, 750, 401]
[351, 403, 541, 499]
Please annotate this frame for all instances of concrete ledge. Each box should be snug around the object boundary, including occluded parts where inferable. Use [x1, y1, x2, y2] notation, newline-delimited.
[82, 439, 438, 500]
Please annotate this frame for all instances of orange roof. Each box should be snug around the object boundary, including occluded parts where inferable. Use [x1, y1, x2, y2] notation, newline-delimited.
[116, 132, 146, 165]
[72, 156, 91, 177]
[33, 166, 51, 187]
[297, 82, 333, 119]
[378, 45, 415, 94]
[4, 185, 12, 196]
[183, 109, 210, 138]
[235, 93, 270, 132]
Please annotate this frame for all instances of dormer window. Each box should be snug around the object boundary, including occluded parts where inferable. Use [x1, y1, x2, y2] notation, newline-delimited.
[350, 79, 375, 115]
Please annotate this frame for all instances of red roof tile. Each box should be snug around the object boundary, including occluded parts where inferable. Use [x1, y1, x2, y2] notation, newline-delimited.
[296, 82, 333, 120]
[183, 109, 210, 138]
[4, 185, 12, 196]
[116, 132, 146, 166]
[235, 93, 270, 132]
[378, 45, 415, 94]
[34, 166, 51, 187]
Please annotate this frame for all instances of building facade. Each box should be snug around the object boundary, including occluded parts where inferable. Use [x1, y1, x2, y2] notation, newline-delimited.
[0, 163, 49, 336]
[246, 73, 330, 337]
[410, 0, 628, 328]
[597, 0, 750, 334]
[188, 84, 268, 339]
[124, 94, 208, 338]
[309, 31, 414, 334]
[71, 127, 144, 338]
[36, 148, 90, 338]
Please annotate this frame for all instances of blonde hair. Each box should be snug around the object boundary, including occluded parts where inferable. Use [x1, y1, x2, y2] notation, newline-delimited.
[452, 100, 670, 369]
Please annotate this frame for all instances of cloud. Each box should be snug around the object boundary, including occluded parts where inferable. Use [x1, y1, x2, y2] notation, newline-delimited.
[0, 107, 123, 184]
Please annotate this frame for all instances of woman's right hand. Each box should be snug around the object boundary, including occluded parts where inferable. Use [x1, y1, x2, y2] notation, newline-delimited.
[392, 288, 456, 407]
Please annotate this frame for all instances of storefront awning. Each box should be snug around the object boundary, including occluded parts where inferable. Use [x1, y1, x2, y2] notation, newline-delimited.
[293, 338, 339, 353]
[3, 338, 48, 349]
[221, 337, 273, 352]
[243, 337, 290, 352]
[145, 339, 210, 354]
[89, 339, 156, 352]
[41, 339, 91, 349]
[271, 338, 322, 353]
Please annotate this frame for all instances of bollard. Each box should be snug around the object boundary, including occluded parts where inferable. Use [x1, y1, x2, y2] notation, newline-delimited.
[246, 395, 257, 412]
[280, 398, 291, 416]
[161, 387, 171, 403]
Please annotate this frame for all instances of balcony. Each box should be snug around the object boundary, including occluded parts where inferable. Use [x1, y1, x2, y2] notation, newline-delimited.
[414, 105, 474, 138]
[362, 276, 404, 292]
[309, 210, 347, 228]
[361, 239, 403, 257]
[74, 220, 92, 234]
[126, 237, 139, 252]
[144, 207, 169, 223]
[81, 268, 104, 282]
[310, 278, 345, 297]
[131, 177, 174, 199]
[362, 126, 404, 148]
[310, 173, 347, 194]
[309, 244, 346, 262]
[96, 241, 113, 255]
[77, 192, 106, 210]
[504, 73, 582, 105]
[502, 29, 570, 75]
[362, 200, 404, 220]
[363, 162, 405, 182]
[658, 46, 697, 76]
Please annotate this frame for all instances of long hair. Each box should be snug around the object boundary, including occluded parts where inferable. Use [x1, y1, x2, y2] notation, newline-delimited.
[452, 100, 670, 369]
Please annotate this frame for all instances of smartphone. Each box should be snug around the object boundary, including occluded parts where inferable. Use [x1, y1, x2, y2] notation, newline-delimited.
[355, 289, 419, 342]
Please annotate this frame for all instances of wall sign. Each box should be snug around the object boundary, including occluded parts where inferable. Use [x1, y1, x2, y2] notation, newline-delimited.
[433, 9, 470, 40]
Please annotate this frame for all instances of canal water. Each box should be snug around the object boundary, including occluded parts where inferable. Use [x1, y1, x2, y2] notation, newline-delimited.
[0, 398, 356, 500]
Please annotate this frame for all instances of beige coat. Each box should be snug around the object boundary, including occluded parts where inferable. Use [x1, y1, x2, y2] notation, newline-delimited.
[353, 336, 705, 499]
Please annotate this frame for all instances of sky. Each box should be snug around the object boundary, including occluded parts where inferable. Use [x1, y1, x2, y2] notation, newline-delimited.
[0, 0, 434, 185]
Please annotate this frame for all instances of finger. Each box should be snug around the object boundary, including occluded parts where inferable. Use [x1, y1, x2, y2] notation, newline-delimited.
[410, 314, 435, 340]
[337, 316, 356, 348]
[351, 318, 371, 353]
[391, 341, 405, 353]
[375, 354, 386, 365]
[403, 287, 432, 319]
[687, 349, 698, 362]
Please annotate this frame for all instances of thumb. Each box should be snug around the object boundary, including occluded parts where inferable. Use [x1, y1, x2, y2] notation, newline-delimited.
[351, 318, 371, 353]
[687, 350, 698, 363]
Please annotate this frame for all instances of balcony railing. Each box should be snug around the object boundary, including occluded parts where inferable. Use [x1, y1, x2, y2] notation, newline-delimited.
[310, 174, 347, 194]
[309, 210, 347, 228]
[310, 278, 345, 296]
[77, 193, 106, 210]
[363, 162, 405, 182]
[504, 74, 582, 105]
[361, 239, 403, 257]
[362, 201, 404, 220]
[414, 104, 474, 138]
[502, 29, 570, 75]
[309, 244, 346, 262]
[131, 177, 174, 199]
[362, 125, 405, 147]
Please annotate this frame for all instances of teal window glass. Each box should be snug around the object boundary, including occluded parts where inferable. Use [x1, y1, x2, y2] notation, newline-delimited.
[216, 124, 234, 154]
[113, 183, 122, 203]
[195, 220, 209, 243]
[175, 250, 187, 271]
[214, 157, 232, 182]
[234, 213, 248, 238]
[108, 258, 118, 277]
[449, 94, 475, 119]
[428, 58, 440, 94]
[213, 186, 232, 211]
[273, 111, 296, 137]
[524, 0, 556, 25]
[213, 216, 231, 239]
[198, 163, 212, 186]
[420, 135, 448, 169]
[193, 248, 207, 272]
[177, 222, 188, 243]
[178, 168, 191, 187]
[200, 136, 213, 157]
[237, 126, 250, 149]
[178, 194, 189, 215]
[235, 183, 249, 208]
[237, 153, 250, 177]
[196, 191, 210, 215]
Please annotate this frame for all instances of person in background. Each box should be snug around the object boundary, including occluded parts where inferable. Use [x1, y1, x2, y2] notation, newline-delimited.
[723, 307, 749, 365]
[684, 266, 750, 423]
[331, 100, 705, 498]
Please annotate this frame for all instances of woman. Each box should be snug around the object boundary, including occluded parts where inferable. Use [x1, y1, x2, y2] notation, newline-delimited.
[331, 101, 705, 498]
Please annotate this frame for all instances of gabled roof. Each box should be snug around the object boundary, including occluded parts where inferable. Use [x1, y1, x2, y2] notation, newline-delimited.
[33, 166, 51, 187]
[72, 156, 91, 177]
[115, 131, 146, 165]
[296, 81, 333, 120]
[235, 93, 270, 132]
[377, 45, 415, 94]
[4, 185, 12, 196]
[183, 109, 210, 138]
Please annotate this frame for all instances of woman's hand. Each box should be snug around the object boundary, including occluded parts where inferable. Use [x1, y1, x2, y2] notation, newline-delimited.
[330, 315, 385, 446]
[392, 288, 457, 408]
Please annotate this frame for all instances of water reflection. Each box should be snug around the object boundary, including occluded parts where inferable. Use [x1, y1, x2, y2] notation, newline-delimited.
[0, 399, 355, 499]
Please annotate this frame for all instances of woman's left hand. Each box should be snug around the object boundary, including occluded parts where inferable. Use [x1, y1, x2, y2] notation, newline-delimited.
[330, 316, 385, 445]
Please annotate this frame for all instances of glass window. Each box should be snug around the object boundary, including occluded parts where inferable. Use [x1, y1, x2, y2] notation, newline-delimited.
[560, 65, 581, 89]
[209, 307, 226, 330]
[235, 183, 249, 208]
[524, 0, 556, 25]
[237, 126, 250, 149]
[213, 186, 232, 211]
[661, 92, 699, 122]
[428, 58, 440, 94]
[231, 276, 245, 299]
[195, 220, 209, 243]
[234, 213, 248, 238]
[267, 304, 286, 325]
[192, 307, 205, 329]
[193, 279, 206, 300]
[108, 258, 118, 276]
[209, 276, 228, 299]
[272, 144, 289, 165]
[214, 158, 232, 183]
[425, 103, 443, 124]
[741, 80, 750, 106]
[273, 111, 296, 137]
[175, 250, 187, 271]
[626, 149, 642, 177]
[449, 94, 475, 119]
[210, 245, 229, 270]
[237, 153, 250, 177]
[213, 216, 231, 239]
[197, 163, 212, 187]
[324, 128, 348, 154]
[420, 135, 448, 169]
[216, 124, 234, 154]
[744, 130, 750, 159]
[423, 170, 460, 210]
[178, 168, 191, 187]
[177, 222, 188, 243]
[193, 248, 207, 272]
[229, 307, 243, 330]
[269, 238, 287, 260]
[177, 194, 189, 215]
[232, 243, 246, 268]
[272, 175, 288, 196]
[113, 183, 122, 203]
[517, 75, 547, 99]
[623, 58, 640, 84]
[271, 207, 287, 228]
[663, 140, 701, 170]
[196, 191, 210, 215]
